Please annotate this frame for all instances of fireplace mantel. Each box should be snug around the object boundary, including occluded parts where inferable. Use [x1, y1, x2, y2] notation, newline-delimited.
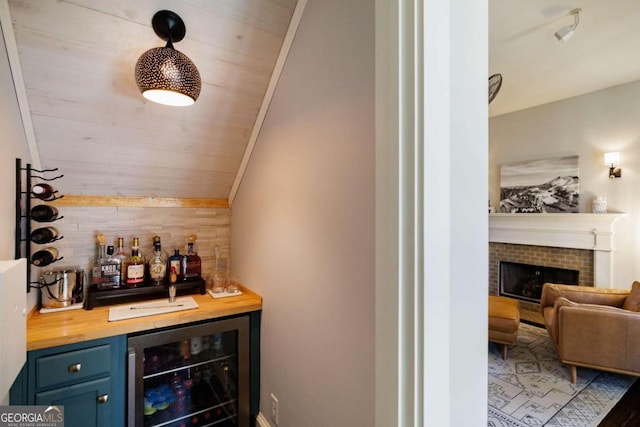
[489, 213, 626, 288]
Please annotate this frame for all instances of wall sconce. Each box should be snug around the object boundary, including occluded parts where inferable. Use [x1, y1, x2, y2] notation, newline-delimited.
[135, 10, 201, 106]
[604, 152, 621, 179]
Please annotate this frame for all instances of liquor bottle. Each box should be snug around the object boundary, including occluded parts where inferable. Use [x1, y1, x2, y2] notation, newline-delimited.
[30, 226, 59, 244]
[114, 237, 128, 284]
[31, 247, 59, 267]
[148, 236, 167, 286]
[92, 233, 107, 288]
[182, 235, 202, 281]
[168, 249, 183, 282]
[31, 183, 56, 200]
[30, 205, 59, 222]
[99, 245, 121, 289]
[126, 237, 145, 287]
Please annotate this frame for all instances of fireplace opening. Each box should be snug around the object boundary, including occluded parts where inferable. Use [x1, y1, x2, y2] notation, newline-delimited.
[499, 261, 579, 303]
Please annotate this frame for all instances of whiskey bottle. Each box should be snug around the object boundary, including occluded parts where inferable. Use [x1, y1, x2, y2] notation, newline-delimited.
[148, 236, 167, 286]
[168, 249, 183, 282]
[99, 245, 121, 289]
[31, 247, 59, 267]
[114, 237, 128, 284]
[30, 226, 59, 244]
[182, 240, 201, 281]
[126, 237, 145, 287]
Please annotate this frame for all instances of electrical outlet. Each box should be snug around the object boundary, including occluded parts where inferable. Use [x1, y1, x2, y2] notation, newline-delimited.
[270, 393, 279, 425]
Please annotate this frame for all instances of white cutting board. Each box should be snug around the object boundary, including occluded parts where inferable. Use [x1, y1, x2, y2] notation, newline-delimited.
[108, 296, 199, 322]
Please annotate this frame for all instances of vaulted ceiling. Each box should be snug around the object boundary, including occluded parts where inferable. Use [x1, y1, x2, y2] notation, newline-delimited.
[6, 0, 298, 200]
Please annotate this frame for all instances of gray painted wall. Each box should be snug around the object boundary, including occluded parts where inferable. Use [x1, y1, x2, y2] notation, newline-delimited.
[490, 79, 640, 287]
[230, 0, 375, 425]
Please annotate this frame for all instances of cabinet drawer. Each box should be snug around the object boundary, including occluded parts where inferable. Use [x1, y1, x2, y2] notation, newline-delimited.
[35, 344, 111, 390]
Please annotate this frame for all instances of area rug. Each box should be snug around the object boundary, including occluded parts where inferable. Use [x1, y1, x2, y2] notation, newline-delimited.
[488, 323, 636, 427]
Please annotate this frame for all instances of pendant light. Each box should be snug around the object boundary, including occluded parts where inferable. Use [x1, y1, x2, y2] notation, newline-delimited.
[135, 10, 201, 106]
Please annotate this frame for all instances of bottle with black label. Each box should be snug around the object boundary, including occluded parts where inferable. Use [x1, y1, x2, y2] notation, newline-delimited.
[181, 238, 202, 282]
[31, 247, 59, 267]
[30, 226, 59, 244]
[168, 249, 184, 282]
[99, 245, 121, 289]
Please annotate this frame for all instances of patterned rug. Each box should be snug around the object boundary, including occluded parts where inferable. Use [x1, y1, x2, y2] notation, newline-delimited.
[488, 323, 636, 426]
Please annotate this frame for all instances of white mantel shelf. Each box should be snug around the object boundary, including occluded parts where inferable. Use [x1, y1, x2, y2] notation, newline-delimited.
[489, 213, 626, 288]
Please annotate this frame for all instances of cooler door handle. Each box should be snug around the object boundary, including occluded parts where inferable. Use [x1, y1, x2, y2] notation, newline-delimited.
[127, 348, 136, 426]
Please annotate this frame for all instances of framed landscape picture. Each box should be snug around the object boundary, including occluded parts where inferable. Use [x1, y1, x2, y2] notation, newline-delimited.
[500, 155, 579, 213]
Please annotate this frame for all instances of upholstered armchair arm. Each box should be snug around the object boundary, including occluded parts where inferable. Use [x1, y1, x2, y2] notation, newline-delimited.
[540, 283, 628, 312]
[556, 302, 640, 375]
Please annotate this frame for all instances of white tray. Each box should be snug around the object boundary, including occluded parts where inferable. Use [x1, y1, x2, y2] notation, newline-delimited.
[108, 296, 198, 322]
[207, 289, 243, 299]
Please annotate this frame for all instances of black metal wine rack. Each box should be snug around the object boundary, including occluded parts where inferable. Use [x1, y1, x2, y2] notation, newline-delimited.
[15, 158, 65, 292]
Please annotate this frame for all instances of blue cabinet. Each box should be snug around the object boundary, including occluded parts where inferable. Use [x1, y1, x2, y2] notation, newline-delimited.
[11, 336, 126, 427]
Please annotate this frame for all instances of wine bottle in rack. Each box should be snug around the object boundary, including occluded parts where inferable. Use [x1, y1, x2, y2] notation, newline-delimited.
[31, 183, 57, 201]
[30, 226, 59, 244]
[31, 247, 59, 267]
[30, 205, 59, 222]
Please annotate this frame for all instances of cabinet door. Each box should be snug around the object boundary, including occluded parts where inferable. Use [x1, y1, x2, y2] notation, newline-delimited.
[35, 377, 113, 427]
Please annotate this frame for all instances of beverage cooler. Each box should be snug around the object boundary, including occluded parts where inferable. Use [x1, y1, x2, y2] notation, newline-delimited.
[127, 316, 250, 427]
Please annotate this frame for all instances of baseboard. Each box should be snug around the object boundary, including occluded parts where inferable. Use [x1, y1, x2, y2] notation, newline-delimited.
[256, 412, 271, 427]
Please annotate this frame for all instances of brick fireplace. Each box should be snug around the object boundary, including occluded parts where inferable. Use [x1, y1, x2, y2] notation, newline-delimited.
[489, 243, 593, 314]
[488, 213, 623, 320]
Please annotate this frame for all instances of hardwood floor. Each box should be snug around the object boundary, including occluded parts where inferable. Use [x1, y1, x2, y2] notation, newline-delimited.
[599, 378, 640, 426]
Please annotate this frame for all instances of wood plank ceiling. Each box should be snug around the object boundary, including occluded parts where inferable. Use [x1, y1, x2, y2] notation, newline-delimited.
[7, 0, 297, 200]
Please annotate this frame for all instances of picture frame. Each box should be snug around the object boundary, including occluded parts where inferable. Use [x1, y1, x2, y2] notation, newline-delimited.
[500, 156, 579, 213]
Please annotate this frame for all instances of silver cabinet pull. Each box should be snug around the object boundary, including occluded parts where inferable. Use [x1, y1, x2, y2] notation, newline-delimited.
[97, 394, 109, 404]
[68, 363, 81, 373]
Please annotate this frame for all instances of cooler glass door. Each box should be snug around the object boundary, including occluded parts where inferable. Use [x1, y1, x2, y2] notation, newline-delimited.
[127, 316, 250, 427]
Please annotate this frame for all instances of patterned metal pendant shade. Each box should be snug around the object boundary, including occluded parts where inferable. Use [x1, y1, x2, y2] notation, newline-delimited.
[135, 10, 201, 106]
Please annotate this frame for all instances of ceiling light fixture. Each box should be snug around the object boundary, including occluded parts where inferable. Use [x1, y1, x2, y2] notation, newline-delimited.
[135, 10, 201, 106]
[554, 8, 581, 42]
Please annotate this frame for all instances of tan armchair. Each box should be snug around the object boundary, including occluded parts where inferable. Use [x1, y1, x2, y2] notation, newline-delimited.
[540, 282, 640, 383]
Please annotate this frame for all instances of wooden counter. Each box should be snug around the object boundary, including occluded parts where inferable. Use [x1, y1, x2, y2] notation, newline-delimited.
[27, 286, 262, 351]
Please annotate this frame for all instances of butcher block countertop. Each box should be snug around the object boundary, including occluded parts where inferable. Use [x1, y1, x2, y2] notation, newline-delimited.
[26, 286, 262, 351]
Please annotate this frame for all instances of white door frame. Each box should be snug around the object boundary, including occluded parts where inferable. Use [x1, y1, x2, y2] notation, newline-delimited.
[375, 0, 489, 425]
